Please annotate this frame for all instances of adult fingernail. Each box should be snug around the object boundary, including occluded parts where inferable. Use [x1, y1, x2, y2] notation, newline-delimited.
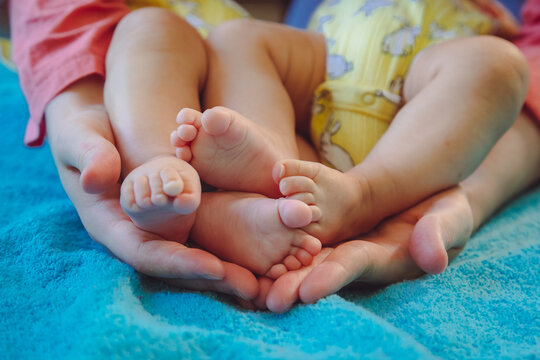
[201, 274, 223, 280]
[234, 290, 251, 301]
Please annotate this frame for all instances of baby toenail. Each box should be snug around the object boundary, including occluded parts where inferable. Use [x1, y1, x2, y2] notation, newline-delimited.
[164, 181, 183, 196]
[153, 194, 167, 206]
[142, 197, 152, 207]
[178, 125, 197, 141]
[278, 164, 285, 178]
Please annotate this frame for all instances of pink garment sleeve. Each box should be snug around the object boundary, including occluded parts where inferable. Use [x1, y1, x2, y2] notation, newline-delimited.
[9, 0, 130, 147]
[512, 0, 540, 126]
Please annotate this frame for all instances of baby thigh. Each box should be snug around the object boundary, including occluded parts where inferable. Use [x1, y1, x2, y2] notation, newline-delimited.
[400, 35, 528, 181]
[205, 19, 327, 138]
[403, 35, 529, 146]
[105, 8, 207, 175]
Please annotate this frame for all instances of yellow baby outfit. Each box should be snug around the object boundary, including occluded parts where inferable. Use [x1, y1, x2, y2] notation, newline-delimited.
[126, 0, 248, 37]
[308, 0, 495, 172]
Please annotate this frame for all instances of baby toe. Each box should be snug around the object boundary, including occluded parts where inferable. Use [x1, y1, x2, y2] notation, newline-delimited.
[310, 205, 322, 222]
[160, 167, 184, 196]
[279, 176, 317, 196]
[170, 130, 187, 148]
[283, 254, 302, 271]
[273, 159, 320, 183]
[120, 180, 139, 212]
[293, 248, 314, 266]
[134, 175, 152, 208]
[176, 108, 202, 126]
[175, 146, 193, 162]
[286, 192, 316, 205]
[177, 124, 198, 142]
[293, 234, 321, 256]
[172, 168, 200, 214]
[265, 264, 288, 280]
[148, 172, 167, 206]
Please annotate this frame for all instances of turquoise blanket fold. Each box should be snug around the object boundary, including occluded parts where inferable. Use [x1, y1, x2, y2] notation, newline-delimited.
[1, 63, 539, 359]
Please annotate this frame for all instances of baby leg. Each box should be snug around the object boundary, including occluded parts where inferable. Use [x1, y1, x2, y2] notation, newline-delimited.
[172, 19, 325, 197]
[355, 36, 529, 221]
[275, 36, 530, 244]
[105, 8, 206, 238]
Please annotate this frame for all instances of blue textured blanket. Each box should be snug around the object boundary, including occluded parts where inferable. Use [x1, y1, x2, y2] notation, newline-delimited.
[1, 60, 539, 359]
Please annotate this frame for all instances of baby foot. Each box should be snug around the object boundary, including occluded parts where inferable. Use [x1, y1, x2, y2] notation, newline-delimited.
[171, 106, 292, 197]
[120, 156, 201, 244]
[272, 159, 380, 245]
[192, 191, 320, 277]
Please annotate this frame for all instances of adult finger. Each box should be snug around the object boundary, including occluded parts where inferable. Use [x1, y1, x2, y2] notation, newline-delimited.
[266, 248, 333, 313]
[164, 261, 259, 301]
[88, 197, 259, 300]
[299, 239, 420, 305]
[79, 193, 226, 280]
[56, 149, 258, 300]
[408, 186, 473, 274]
[46, 77, 121, 194]
[252, 277, 274, 310]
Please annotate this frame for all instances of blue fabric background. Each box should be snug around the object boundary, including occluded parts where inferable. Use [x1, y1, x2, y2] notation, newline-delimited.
[1, 0, 539, 357]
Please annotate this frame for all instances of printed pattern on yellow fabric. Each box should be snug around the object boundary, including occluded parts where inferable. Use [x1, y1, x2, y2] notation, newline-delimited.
[308, 0, 494, 171]
[126, 0, 249, 37]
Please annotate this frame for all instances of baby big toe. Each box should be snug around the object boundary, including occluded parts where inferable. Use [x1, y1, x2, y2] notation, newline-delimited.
[160, 167, 184, 196]
[278, 199, 312, 228]
[201, 107, 233, 135]
[172, 192, 200, 215]
[201, 107, 247, 149]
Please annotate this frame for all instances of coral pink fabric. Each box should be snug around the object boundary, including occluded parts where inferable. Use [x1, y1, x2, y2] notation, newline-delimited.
[9, 0, 130, 146]
[513, 0, 540, 125]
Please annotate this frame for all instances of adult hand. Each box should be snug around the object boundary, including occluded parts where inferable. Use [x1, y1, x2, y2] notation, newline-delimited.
[253, 186, 473, 313]
[45, 76, 259, 301]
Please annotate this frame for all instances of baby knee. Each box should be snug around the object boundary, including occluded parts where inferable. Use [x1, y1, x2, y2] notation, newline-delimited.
[207, 18, 263, 51]
[109, 8, 202, 59]
[115, 8, 180, 39]
[473, 36, 529, 102]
